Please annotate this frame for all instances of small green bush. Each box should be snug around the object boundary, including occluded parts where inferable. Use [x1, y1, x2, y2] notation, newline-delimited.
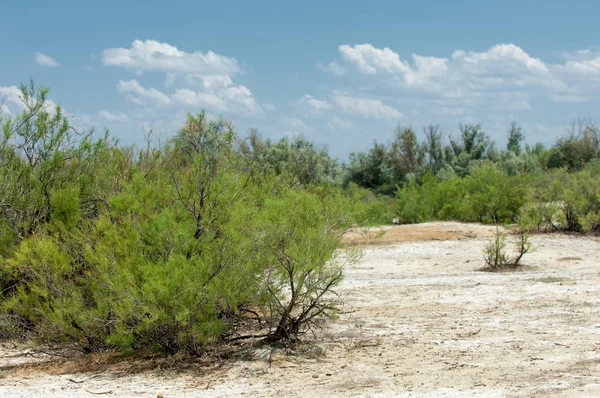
[483, 218, 533, 271]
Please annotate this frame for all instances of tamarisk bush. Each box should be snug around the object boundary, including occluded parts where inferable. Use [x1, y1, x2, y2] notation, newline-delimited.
[0, 83, 358, 352]
[483, 217, 533, 271]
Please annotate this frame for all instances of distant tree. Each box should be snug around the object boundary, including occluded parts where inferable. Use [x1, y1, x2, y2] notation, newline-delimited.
[389, 126, 424, 181]
[423, 124, 445, 173]
[451, 123, 491, 161]
[444, 123, 492, 177]
[507, 122, 525, 155]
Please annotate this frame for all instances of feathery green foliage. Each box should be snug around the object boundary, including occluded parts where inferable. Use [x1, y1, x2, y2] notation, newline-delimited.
[0, 83, 358, 352]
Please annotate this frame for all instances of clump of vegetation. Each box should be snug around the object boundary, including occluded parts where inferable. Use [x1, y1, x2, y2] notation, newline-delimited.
[0, 82, 359, 353]
[482, 218, 533, 271]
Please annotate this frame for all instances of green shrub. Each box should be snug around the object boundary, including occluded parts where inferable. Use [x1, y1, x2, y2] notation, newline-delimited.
[1, 98, 357, 353]
[394, 165, 529, 225]
[533, 167, 600, 232]
[483, 217, 533, 271]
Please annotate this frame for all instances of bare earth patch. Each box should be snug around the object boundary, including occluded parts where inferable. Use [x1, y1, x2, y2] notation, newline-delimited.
[2, 222, 600, 397]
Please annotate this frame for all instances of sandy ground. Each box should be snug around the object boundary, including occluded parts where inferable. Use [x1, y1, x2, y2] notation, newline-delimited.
[2, 222, 600, 397]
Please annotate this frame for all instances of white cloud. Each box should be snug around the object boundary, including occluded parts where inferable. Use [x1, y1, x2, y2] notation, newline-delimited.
[172, 75, 263, 115]
[117, 79, 172, 107]
[451, 44, 549, 75]
[330, 91, 403, 120]
[104, 40, 266, 116]
[408, 55, 449, 88]
[198, 74, 234, 89]
[321, 42, 600, 120]
[98, 110, 129, 122]
[337, 43, 553, 95]
[102, 40, 241, 76]
[297, 91, 403, 121]
[337, 44, 451, 92]
[35, 52, 59, 67]
[220, 85, 262, 114]
[114, 76, 263, 116]
[564, 56, 600, 76]
[318, 62, 347, 76]
[299, 94, 334, 112]
[172, 88, 223, 109]
[339, 44, 411, 75]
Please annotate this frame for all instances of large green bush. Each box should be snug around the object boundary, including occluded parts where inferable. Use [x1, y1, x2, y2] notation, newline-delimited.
[0, 84, 357, 352]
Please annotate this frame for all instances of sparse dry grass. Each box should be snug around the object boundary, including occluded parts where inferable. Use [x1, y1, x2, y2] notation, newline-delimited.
[342, 222, 497, 246]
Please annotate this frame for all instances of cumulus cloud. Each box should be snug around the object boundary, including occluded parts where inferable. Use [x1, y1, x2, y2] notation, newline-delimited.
[297, 92, 402, 121]
[339, 44, 410, 75]
[172, 75, 263, 115]
[113, 77, 263, 116]
[102, 40, 241, 76]
[451, 44, 549, 75]
[103, 40, 265, 116]
[98, 110, 129, 122]
[171, 88, 223, 109]
[319, 42, 600, 120]
[337, 44, 453, 93]
[35, 52, 59, 67]
[298, 94, 334, 113]
[336, 43, 556, 95]
[330, 91, 403, 120]
[117, 79, 172, 107]
[557, 50, 600, 83]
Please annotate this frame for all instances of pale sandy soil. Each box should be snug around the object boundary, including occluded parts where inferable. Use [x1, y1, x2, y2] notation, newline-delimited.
[2, 222, 600, 397]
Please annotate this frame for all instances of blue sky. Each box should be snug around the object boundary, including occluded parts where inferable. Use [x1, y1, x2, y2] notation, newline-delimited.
[2, 0, 600, 159]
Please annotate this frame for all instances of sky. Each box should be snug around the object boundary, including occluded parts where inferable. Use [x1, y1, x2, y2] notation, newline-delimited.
[1, 0, 600, 159]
